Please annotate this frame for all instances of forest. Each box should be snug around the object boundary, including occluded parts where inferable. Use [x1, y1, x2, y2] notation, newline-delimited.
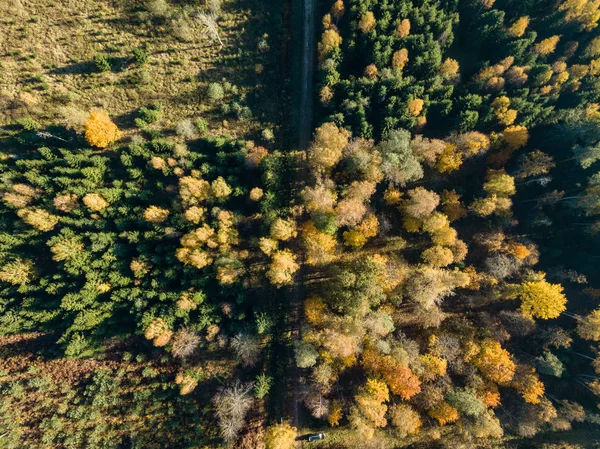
[1, 0, 600, 448]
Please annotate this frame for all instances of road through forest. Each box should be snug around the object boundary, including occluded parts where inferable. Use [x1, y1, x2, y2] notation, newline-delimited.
[298, 0, 316, 151]
[291, 0, 315, 432]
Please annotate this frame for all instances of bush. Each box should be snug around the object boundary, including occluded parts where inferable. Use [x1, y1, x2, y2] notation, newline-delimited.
[94, 54, 111, 73]
[195, 118, 209, 135]
[19, 117, 40, 131]
[176, 119, 198, 139]
[145, 0, 168, 17]
[132, 47, 149, 65]
[207, 82, 225, 102]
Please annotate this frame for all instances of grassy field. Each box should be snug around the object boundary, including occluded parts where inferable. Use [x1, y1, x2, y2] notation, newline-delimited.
[0, 0, 284, 141]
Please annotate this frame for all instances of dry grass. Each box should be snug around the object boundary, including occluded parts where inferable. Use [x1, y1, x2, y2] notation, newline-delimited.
[0, 0, 271, 138]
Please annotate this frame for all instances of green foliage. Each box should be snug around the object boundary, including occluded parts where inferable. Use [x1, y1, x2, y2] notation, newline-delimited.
[254, 372, 272, 399]
[94, 53, 111, 73]
[132, 47, 149, 65]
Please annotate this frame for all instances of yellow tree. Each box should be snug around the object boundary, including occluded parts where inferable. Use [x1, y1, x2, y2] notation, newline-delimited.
[0, 259, 35, 285]
[421, 245, 454, 267]
[318, 29, 342, 61]
[483, 169, 516, 197]
[440, 58, 460, 80]
[144, 206, 170, 223]
[397, 18, 411, 37]
[507, 16, 530, 38]
[17, 208, 59, 231]
[535, 36, 561, 57]
[358, 11, 376, 33]
[270, 217, 298, 241]
[267, 250, 299, 286]
[512, 365, 545, 404]
[502, 125, 529, 151]
[364, 64, 378, 79]
[301, 221, 336, 265]
[408, 98, 424, 117]
[392, 49, 409, 70]
[85, 110, 119, 148]
[429, 402, 459, 426]
[308, 122, 351, 172]
[473, 339, 516, 384]
[519, 279, 567, 319]
[577, 309, 600, 340]
[331, 0, 345, 20]
[559, 0, 600, 31]
[436, 143, 463, 173]
[264, 423, 297, 449]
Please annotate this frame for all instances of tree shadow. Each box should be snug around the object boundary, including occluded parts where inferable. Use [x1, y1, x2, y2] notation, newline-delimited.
[48, 61, 94, 76]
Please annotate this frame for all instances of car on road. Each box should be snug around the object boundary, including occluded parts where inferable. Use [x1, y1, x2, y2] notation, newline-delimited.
[307, 433, 326, 442]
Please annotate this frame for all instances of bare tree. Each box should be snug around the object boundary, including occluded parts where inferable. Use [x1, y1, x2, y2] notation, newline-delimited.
[197, 13, 224, 46]
[171, 328, 201, 360]
[212, 381, 254, 441]
[231, 333, 262, 367]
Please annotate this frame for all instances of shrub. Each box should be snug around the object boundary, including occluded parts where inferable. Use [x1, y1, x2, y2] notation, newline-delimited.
[85, 110, 119, 148]
[207, 82, 225, 101]
[94, 54, 111, 73]
[176, 119, 198, 139]
[195, 118, 209, 135]
[132, 47, 149, 65]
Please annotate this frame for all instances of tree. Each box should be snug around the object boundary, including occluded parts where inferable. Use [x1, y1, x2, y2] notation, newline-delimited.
[331, 0, 345, 20]
[519, 280, 567, 319]
[408, 98, 424, 117]
[378, 130, 423, 185]
[397, 18, 411, 37]
[411, 135, 446, 166]
[265, 423, 297, 449]
[294, 341, 319, 368]
[507, 16, 529, 38]
[17, 208, 59, 231]
[483, 170, 516, 197]
[441, 190, 467, 222]
[535, 36, 561, 56]
[85, 110, 119, 148]
[472, 339, 516, 384]
[318, 29, 342, 61]
[211, 177, 232, 199]
[364, 64, 378, 79]
[308, 122, 350, 172]
[392, 49, 409, 70]
[447, 389, 486, 417]
[144, 206, 169, 223]
[358, 12, 376, 33]
[213, 381, 254, 441]
[440, 58, 460, 80]
[577, 309, 600, 340]
[573, 142, 600, 169]
[536, 351, 565, 377]
[231, 333, 262, 367]
[512, 366, 544, 404]
[270, 218, 298, 241]
[518, 150, 556, 178]
[429, 402, 459, 426]
[0, 259, 35, 285]
[301, 221, 337, 265]
[435, 143, 463, 173]
[560, 0, 600, 31]
[267, 250, 299, 286]
[422, 245, 454, 267]
[403, 187, 440, 219]
[171, 328, 201, 360]
[389, 404, 421, 436]
[502, 125, 529, 151]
